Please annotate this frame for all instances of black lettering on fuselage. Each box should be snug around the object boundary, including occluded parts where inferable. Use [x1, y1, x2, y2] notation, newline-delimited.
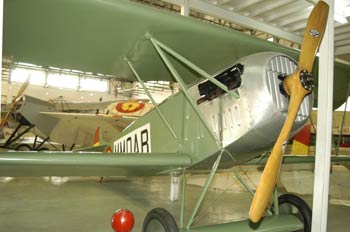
[134, 134, 139, 152]
[126, 137, 132, 153]
[113, 123, 151, 153]
[141, 129, 149, 153]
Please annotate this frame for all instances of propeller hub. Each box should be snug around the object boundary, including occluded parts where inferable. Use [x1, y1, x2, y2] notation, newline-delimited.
[300, 70, 314, 92]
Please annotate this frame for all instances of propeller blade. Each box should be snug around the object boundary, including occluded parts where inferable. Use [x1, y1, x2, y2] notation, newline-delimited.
[0, 77, 30, 128]
[249, 1, 329, 223]
[14, 77, 30, 102]
[298, 1, 329, 72]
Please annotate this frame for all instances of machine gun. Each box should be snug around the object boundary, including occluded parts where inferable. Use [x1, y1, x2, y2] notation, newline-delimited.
[197, 63, 243, 104]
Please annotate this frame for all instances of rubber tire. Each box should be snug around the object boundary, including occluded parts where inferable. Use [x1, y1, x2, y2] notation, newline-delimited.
[15, 144, 32, 151]
[142, 208, 178, 232]
[37, 147, 49, 151]
[274, 194, 312, 232]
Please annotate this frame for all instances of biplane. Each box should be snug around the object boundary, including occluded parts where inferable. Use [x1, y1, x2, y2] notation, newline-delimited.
[1, 93, 153, 150]
[1, 0, 350, 231]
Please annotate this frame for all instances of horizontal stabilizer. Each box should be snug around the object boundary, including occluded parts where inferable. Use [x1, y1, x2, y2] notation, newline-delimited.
[0, 152, 191, 176]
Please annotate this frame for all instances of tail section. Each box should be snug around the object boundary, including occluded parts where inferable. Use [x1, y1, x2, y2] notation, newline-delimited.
[93, 127, 103, 147]
[93, 127, 112, 153]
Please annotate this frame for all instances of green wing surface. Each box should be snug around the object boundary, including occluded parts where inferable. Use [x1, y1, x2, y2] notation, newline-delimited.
[0, 152, 191, 176]
[3, 0, 350, 108]
[245, 155, 350, 165]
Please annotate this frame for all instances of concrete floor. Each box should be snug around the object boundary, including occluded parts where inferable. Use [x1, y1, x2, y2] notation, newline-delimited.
[0, 169, 349, 232]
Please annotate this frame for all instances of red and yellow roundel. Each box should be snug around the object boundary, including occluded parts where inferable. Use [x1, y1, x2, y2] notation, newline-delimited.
[116, 102, 145, 113]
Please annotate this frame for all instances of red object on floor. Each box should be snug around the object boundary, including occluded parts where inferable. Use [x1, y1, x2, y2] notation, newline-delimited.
[111, 209, 135, 232]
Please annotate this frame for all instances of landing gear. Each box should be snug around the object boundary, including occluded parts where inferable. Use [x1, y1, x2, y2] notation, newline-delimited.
[142, 208, 178, 232]
[15, 144, 32, 151]
[273, 194, 312, 232]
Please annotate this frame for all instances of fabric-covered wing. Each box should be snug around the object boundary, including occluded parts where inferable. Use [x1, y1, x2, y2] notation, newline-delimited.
[245, 155, 350, 165]
[3, 0, 350, 108]
[53, 99, 149, 112]
[40, 112, 137, 147]
[0, 152, 191, 176]
[53, 100, 118, 112]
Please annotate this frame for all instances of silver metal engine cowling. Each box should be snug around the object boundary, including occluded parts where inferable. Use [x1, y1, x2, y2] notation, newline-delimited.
[189, 52, 313, 159]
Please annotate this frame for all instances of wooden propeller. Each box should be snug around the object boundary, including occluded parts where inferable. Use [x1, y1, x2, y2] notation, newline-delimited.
[0, 77, 30, 128]
[249, 1, 329, 223]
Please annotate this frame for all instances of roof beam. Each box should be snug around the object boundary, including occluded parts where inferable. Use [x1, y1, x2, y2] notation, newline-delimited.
[335, 45, 350, 55]
[250, 0, 294, 17]
[278, 10, 311, 27]
[335, 33, 350, 41]
[263, 2, 307, 22]
[233, 0, 263, 12]
[288, 21, 309, 32]
[163, 0, 302, 43]
[334, 25, 350, 35]
[211, 0, 231, 7]
[335, 39, 350, 47]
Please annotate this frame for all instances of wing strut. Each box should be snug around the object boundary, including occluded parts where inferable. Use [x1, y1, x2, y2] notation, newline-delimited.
[146, 35, 223, 147]
[186, 151, 223, 229]
[147, 34, 239, 99]
[126, 59, 178, 141]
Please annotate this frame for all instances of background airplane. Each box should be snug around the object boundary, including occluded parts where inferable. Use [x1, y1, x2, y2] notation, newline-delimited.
[1, 91, 153, 150]
[1, 0, 349, 231]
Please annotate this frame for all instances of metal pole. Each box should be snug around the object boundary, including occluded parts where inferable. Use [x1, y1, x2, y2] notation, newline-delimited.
[149, 36, 239, 99]
[231, 169, 255, 197]
[4, 123, 23, 147]
[180, 0, 189, 16]
[186, 152, 222, 229]
[149, 37, 222, 147]
[335, 81, 350, 156]
[273, 187, 279, 215]
[0, 0, 3, 113]
[311, 1, 334, 231]
[126, 59, 178, 141]
[180, 168, 187, 229]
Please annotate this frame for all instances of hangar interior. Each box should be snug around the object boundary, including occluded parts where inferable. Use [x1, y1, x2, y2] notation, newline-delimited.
[0, 0, 350, 232]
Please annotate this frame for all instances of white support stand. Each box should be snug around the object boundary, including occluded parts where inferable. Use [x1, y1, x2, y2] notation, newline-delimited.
[180, 0, 189, 16]
[311, 1, 334, 232]
[170, 173, 180, 201]
[0, 0, 3, 112]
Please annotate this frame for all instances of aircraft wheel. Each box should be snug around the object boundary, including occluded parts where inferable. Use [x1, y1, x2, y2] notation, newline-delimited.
[142, 208, 178, 232]
[37, 147, 49, 151]
[15, 144, 32, 151]
[273, 194, 312, 232]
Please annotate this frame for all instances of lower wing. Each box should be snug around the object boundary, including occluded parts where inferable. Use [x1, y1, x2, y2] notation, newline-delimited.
[0, 152, 191, 176]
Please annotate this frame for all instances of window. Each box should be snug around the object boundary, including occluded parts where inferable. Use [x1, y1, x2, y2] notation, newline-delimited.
[10, 67, 46, 86]
[47, 72, 79, 89]
[80, 78, 108, 92]
[9, 63, 111, 93]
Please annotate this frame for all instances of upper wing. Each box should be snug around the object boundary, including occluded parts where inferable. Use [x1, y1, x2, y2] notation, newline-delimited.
[53, 99, 149, 112]
[41, 112, 137, 147]
[3, 0, 303, 82]
[53, 100, 118, 112]
[3, 0, 350, 108]
[0, 151, 191, 176]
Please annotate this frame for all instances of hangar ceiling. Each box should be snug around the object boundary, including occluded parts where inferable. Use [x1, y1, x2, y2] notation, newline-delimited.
[159, 0, 350, 63]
